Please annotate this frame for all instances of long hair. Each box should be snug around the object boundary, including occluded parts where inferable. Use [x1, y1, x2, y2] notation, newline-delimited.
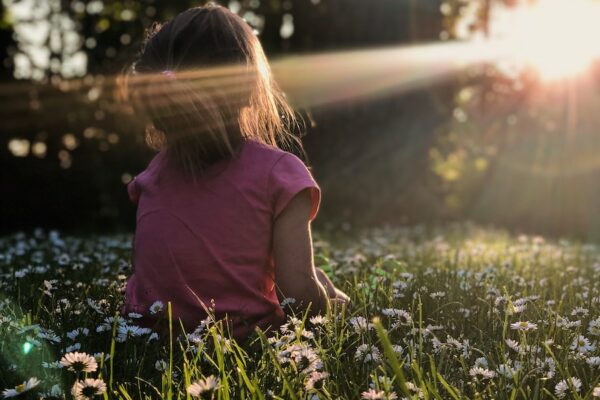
[120, 3, 303, 180]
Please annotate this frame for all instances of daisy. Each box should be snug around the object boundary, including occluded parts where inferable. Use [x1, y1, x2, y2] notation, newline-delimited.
[355, 343, 381, 364]
[305, 371, 329, 390]
[290, 345, 323, 374]
[404, 382, 423, 398]
[570, 335, 596, 354]
[309, 315, 327, 325]
[510, 321, 538, 332]
[42, 361, 63, 369]
[280, 316, 303, 333]
[116, 324, 151, 342]
[593, 386, 600, 397]
[588, 317, 600, 336]
[507, 303, 527, 315]
[149, 301, 164, 314]
[2, 377, 40, 398]
[469, 366, 496, 380]
[65, 343, 82, 352]
[349, 316, 373, 333]
[571, 307, 589, 317]
[187, 375, 220, 397]
[38, 329, 61, 343]
[554, 377, 581, 399]
[587, 356, 600, 367]
[280, 297, 296, 307]
[361, 389, 396, 399]
[497, 363, 517, 379]
[382, 308, 413, 327]
[505, 339, 521, 353]
[473, 357, 488, 368]
[155, 360, 167, 371]
[71, 379, 106, 399]
[538, 357, 556, 379]
[60, 352, 98, 373]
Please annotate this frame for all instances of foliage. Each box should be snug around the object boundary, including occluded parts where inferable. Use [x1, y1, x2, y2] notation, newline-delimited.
[3, 224, 600, 398]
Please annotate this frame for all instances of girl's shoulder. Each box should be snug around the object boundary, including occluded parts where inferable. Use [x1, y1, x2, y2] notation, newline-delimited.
[243, 139, 304, 168]
[244, 139, 292, 168]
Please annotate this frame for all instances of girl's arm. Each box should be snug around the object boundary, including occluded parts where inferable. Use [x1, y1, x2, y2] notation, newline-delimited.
[273, 189, 340, 316]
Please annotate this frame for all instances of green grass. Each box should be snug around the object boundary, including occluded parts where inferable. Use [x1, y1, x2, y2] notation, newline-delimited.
[2, 223, 600, 399]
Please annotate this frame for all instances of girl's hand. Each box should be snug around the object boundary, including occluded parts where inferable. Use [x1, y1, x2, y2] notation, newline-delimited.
[315, 267, 336, 297]
[333, 287, 350, 304]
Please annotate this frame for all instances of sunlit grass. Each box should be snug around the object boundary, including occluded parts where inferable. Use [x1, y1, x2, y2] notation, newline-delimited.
[2, 224, 600, 398]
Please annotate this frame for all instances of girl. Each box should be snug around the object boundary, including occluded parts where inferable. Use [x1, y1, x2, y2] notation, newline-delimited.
[121, 3, 349, 340]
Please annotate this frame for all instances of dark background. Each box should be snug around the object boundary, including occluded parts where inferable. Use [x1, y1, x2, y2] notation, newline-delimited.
[2, 0, 600, 239]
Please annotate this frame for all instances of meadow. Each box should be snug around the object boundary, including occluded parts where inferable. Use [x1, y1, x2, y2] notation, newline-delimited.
[2, 223, 600, 399]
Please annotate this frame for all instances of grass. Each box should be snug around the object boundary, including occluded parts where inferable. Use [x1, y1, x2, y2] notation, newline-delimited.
[2, 223, 600, 399]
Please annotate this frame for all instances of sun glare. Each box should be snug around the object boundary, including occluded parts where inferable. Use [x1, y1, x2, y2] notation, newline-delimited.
[492, 0, 600, 80]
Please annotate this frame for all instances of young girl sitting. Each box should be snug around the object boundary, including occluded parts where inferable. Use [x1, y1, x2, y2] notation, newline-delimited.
[121, 3, 349, 340]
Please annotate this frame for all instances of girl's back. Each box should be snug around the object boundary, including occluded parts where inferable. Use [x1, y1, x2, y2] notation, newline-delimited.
[121, 3, 348, 340]
[124, 139, 319, 338]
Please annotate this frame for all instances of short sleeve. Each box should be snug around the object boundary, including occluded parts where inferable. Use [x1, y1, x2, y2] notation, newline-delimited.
[269, 153, 321, 221]
[127, 176, 140, 205]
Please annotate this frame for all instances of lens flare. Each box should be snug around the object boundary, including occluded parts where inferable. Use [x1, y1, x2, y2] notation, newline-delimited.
[22, 342, 33, 354]
[491, 0, 600, 81]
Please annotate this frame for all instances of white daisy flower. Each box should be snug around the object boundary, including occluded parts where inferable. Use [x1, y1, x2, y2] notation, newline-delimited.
[571, 307, 589, 317]
[349, 316, 373, 333]
[497, 363, 518, 379]
[67, 328, 89, 341]
[570, 335, 596, 354]
[290, 344, 323, 373]
[65, 343, 81, 352]
[556, 316, 581, 329]
[60, 352, 98, 373]
[2, 377, 40, 398]
[38, 329, 61, 343]
[71, 378, 107, 399]
[587, 356, 600, 367]
[309, 315, 327, 325]
[507, 303, 527, 315]
[305, 371, 329, 390]
[505, 339, 521, 352]
[588, 317, 600, 336]
[355, 343, 381, 364]
[280, 297, 296, 307]
[554, 377, 581, 399]
[473, 357, 488, 369]
[510, 321, 538, 332]
[42, 361, 63, 369]
[155, 360, 167, 371]
[538, 357, 556, 379]
[361, 388, 397, 399]
[149, 301, 164, 314]
[187, 375, 220, 397]
[116, 324, 151, 342]
[593, 386, 600, 397]
[469, 366, 496, 380]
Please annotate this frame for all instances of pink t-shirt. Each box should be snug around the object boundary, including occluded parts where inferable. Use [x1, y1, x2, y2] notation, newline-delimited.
[123, 139, 320, 339]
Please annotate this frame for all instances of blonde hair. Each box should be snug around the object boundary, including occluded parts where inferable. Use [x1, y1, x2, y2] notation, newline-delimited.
[121, 3, 304, 180]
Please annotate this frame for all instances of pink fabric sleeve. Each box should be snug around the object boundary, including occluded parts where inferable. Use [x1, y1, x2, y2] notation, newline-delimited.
[127, 177, 140, 205]
[269, 153, 321, 221]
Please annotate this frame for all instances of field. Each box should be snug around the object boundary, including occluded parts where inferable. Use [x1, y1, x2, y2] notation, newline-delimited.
[2, 224, 600, 399]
